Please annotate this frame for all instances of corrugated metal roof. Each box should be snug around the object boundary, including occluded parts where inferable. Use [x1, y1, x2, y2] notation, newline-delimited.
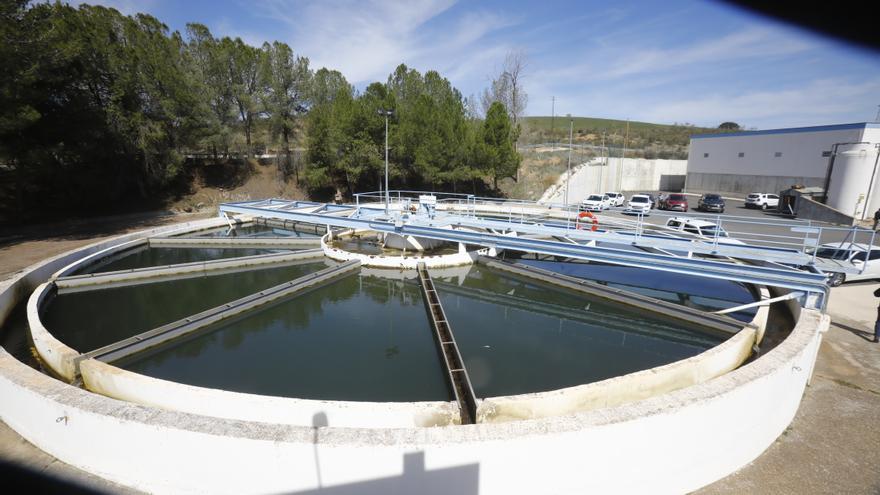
[690, 122, 878, 140]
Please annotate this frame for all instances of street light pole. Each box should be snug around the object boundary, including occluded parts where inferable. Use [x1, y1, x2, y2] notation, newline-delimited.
[378, 109, 393, 213]
[565, 114, 572, 206]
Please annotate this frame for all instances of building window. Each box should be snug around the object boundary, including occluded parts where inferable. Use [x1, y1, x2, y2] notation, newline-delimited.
[738, 152, 745, 158]
[775, 152, 782, 157]
[822, 151, 832, 157]
[703, 153, 709, 158]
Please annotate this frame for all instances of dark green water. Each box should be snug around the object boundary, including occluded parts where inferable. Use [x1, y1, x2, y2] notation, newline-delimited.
[431, 266, 722, 397]
[43, 261, 332, 352]
[75, 246, 289, 275]
[123, 272, 451, 402]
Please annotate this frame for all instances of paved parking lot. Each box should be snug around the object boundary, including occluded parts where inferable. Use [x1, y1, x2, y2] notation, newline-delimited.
[586, 192, 870, 248]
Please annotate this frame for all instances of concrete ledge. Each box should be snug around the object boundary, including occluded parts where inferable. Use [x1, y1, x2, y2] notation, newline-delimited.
[321, 231, 479, 269]
[79, 359, 459, 428]
[147, 236, 321, 249]
[477, 326, 756, 422]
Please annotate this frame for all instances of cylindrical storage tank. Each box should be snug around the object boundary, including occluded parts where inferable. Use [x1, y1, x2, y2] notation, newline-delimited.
[826, 143, 880, 220]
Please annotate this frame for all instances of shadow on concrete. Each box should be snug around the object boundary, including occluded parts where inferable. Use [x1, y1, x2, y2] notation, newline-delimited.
[0, 460, 113, 494]
[293, 450, 480, 495]
[301, 411, 480, 494]
[832, 321, 876, 342]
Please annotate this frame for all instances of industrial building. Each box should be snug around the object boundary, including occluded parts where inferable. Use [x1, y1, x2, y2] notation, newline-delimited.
[686, 122, 880, 221]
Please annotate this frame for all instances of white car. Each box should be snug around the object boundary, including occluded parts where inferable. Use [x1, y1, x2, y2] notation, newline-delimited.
[745, 193, 779, 210]
[581, 194, 611, 211]
[624, 194, 652, 215]
[814, 242, 880, 286]
[604, 192, 625, 207]
[664, 217, 745, 245]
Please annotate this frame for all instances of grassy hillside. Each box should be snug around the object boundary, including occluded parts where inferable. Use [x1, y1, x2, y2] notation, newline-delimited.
[519, 116, 731, 159]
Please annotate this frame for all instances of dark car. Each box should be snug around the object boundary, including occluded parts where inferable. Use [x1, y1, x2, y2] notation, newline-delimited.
[698, 193, 725, 213]
[660, 193, 689, 212]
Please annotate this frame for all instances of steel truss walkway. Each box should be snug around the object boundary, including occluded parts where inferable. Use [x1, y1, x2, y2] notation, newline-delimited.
[218, 196, 831, 310]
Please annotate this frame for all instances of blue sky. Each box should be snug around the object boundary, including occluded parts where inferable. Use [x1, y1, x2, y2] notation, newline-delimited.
[74, 0, 880, 129]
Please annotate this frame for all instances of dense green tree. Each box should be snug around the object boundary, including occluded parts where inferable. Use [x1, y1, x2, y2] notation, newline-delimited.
[480, 101, 521, 189]
[0, 3, 522, 222]
[260, 41, 311, 178]
[225, 38, 262, 158]
[186, 23, 236, 160]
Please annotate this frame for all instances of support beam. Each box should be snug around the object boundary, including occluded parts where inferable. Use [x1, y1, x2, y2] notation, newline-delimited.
[76, 260, 360, 370]
[147, 237, 321, 249]
[478, 257, 747, 338]
[54, 249, 325, 293]
[713, 291, 804, 315]
[416, 263, 478, 425]
[219, 200, 830, 310]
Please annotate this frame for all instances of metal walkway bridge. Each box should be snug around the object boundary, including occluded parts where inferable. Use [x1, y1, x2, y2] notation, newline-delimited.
[216, 191, 870, 311]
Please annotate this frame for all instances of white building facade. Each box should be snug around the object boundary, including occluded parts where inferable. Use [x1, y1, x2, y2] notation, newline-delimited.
[686, 123, 880, 220]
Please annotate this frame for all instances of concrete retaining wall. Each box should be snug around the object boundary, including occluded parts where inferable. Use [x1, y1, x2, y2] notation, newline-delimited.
[542, 158, 687, 203]
[685, 172, 824, 196]
[793, 196, 857, 226]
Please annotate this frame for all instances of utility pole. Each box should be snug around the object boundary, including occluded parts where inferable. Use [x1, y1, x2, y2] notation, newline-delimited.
[600, 129, 607, 192]
[875, 104, 880, 122]
[551, 96, 555, 144]
[619, 119, 629, 192]
[378, 109, 394, 213]
[565, 114, 573, 205]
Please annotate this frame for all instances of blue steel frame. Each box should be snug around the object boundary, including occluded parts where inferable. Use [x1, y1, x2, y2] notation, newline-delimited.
[219, 198, 829, 310]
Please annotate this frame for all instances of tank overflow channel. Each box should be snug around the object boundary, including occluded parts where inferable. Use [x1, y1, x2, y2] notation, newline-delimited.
[70, 260, 361, 379]
[416, 262, 478, 425]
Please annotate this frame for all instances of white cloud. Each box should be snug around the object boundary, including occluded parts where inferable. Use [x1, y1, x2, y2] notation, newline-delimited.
[639, 78, 880, 128]
[252, 0, 517, 86]
[71, 0, 158, 16]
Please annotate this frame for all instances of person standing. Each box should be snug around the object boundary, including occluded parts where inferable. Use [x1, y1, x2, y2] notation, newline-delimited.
[874, 287, 880, 343]
[874, 207, 880, 230]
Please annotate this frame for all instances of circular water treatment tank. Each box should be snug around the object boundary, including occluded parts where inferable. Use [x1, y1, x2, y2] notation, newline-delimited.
[26, 219, 766, 418]
[0, 215, 823, 494]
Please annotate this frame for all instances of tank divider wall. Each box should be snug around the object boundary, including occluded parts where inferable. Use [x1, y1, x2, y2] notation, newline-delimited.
[55, 249, 325, 293]
[416, 262, 478, 424]
[75, 259, 360, 370]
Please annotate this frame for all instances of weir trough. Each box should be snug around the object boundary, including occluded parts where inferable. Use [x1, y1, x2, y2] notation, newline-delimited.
[54, 249, 325, 293]
[416, 263, 478, 424]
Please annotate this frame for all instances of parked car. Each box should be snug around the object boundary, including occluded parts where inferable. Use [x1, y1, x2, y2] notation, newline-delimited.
[604, 192, 626, 207]
[664, 217, 744, 245]
[745, 193, 779, 210]
[624, 194, 652, 215]
[660, 193, 689, 212]
[639, 192, 658, 208]
[581, 194, 611, 211]
[697, 193, 725, 213]
[814, 243, 880, 286]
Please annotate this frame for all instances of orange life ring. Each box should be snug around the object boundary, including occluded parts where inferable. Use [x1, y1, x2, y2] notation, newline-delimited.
[576, 210, 599, 231]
